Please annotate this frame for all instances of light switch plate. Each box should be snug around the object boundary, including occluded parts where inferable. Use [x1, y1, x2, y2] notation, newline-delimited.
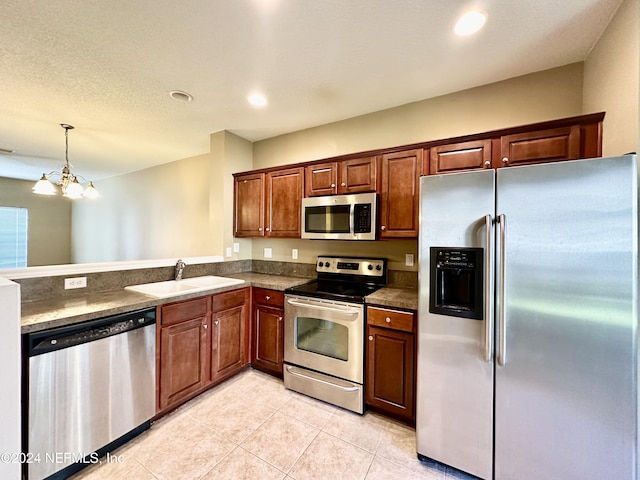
[226, 247, 232, 257]
[405, 254, 414, 266]
[292, 248, 298, 260]
[233, 242, 240, 253]
[264, 247, 272, 258]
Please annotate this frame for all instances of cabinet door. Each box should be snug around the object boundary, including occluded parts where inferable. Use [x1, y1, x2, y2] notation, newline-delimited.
[159, 316, 209, 410]
[234, 173, 265, 237]
[305, 162, 338, 197]
[266, 167, 304, 237]
[379, 149, 421, 238]
[252, 305, 284, 376]
[211, 305, 246, 382]
[430, 140, 492, 174]
[366, 324, 415, 423]
[498, 125, 580, 168]
[340, 157, 377, 194]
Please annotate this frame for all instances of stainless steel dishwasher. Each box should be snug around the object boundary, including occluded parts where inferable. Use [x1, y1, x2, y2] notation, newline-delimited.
[25, 308, 156, 480]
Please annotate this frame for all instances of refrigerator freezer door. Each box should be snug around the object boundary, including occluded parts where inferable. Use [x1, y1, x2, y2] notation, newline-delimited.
[494, 156, 638, 480]
[417, 169, 495, 480]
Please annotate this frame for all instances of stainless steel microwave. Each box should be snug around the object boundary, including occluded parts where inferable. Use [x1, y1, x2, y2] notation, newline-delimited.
[301, 192, 377, 240]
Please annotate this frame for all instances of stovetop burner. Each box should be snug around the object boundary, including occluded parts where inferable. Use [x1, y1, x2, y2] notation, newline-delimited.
[285, 256, 387, 303]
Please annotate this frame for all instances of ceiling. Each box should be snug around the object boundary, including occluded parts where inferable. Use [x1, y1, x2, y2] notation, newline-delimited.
[0, 0, 623, 183]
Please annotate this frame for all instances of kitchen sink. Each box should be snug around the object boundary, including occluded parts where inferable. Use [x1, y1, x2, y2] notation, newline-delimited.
[125, 276, 245, 298]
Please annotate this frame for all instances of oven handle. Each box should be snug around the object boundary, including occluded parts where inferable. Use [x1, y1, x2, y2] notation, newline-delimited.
[286, 298, 361, 315]
[285, 366, 360, 392]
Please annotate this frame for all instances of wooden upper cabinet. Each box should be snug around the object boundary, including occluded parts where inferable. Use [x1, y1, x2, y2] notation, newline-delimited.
[429, 140, 492, 174]
[340, 157, 377, 194]
[305, 162, 338, 196]
[234, 172, 265, 237]
[379, 149, 421, 238]
[497, 125, 581, 168]
[305, 157, 377, 196]
[266, 167, 304, 237]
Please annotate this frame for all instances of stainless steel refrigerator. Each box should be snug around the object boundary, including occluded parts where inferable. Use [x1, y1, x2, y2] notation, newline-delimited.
[416, 155, 638, 480]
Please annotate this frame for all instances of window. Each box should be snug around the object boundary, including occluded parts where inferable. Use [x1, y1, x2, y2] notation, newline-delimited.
[0, 207, 28, 269]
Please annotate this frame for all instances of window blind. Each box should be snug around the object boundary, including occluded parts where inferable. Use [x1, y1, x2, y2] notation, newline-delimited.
[0, 207, 28, 269]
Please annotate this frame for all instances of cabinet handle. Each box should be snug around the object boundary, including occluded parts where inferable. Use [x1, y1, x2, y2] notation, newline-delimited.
[502, 156, 509, 164]
[278, 316, 283, 321]
[381, 225, 386, 231]
[385, 317, 391, 323]
[368, 335, 373, 341]
[214, 320, 219, 325]
[484, 160, 491, 167]
[265, 227, 270, 232]
[341, 182, 346, 187]
[258, 227, 263, 231]
[265, 295, 270, 300]
[203, 324, 208, 329]
[331, 183, 336, 188]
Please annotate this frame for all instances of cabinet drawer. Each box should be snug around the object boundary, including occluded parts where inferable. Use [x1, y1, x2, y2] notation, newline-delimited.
[212, 288, 247, 312]
[367, 306, 414, 333]
[162, 297, 209, 326]
[252, 288, 284, 307]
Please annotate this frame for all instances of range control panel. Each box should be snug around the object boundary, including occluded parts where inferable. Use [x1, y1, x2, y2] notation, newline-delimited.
[316, 256, 385, 277]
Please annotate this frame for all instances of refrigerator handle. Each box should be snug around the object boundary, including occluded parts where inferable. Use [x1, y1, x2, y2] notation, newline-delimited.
[484, 214, 493, 362]
[497, 213, 507, 366]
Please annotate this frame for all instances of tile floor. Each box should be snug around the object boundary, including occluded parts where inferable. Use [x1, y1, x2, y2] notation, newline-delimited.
[72, 368, 476, 480]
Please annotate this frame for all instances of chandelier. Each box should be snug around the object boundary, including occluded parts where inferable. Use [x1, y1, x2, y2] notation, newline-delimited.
[32, 124, 100, 199]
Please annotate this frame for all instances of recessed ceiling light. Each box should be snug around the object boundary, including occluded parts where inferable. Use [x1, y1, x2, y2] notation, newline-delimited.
[454, 11, 487, 36]
[248, 93, 267, 108]
[169, 90, 194, 102]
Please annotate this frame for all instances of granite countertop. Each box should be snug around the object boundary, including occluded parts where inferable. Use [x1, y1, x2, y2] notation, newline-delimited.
[20, 273, 313, 334]
[365, 286, 418, 311]
[20, 272, 418, 333]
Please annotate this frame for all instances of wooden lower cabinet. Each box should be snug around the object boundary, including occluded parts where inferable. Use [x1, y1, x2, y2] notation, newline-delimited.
[251, 288, 285, 377]
[366, 306, 416, 424]
[158, 288, 249, 413]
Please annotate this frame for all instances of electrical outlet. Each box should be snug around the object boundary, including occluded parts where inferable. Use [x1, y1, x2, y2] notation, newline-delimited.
[264, 247, 272, 258]
[64, 277, 87, 289]
[233, 242, 240, 253]
[226, 247, 232, 257]
[405, 254, 415, 267]
[292, 248, 298, 260]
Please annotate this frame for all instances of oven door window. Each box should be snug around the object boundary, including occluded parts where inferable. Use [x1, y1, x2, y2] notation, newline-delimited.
[305, 205, 350, 233]
[295, 316, 348, 361]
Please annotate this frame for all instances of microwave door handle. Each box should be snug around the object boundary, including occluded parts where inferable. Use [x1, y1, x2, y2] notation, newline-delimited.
[286, 298, 361, 315]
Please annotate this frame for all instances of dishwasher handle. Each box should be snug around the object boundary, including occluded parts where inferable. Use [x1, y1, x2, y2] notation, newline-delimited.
[27, 307, 156, 357]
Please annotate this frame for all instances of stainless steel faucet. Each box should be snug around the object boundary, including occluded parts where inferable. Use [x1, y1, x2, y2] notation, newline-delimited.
[175, 259, 186, 281]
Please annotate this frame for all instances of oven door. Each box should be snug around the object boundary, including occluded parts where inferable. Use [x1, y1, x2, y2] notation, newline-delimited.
[284, 294, 364, 383]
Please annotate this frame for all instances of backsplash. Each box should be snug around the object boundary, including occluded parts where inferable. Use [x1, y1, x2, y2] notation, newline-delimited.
[14, 259, 416, 303]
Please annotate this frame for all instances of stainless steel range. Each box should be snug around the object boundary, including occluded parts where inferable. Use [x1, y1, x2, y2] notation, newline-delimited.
[284, 256, 387, 413]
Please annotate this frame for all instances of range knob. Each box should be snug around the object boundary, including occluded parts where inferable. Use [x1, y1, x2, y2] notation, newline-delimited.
[317, 261, 323, 267]
[375, 264, 382, 271]
[324, 261, 331, 267]
[367, 264, 373, 270]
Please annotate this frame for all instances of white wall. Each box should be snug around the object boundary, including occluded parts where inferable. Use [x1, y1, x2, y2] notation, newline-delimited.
[0, 278, 21, 480]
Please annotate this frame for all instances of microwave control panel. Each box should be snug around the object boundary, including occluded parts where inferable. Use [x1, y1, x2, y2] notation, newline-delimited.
[353, 203, 372, 233]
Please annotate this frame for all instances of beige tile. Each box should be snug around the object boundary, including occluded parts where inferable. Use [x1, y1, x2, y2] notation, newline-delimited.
[241, 411, 320, 472]
[246, 374, 296, 409]
[289, 431, 374, 480]
[321, 408, 390, 453]
[366, 456, 445, 480]
[376, 421, 431, 476]
[278, 393, 337, 429]
[196, 394, 278, 443]
[70, 457, 157, 480]
[201, 446, 286, 480]
[137, 422, 234, 480]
